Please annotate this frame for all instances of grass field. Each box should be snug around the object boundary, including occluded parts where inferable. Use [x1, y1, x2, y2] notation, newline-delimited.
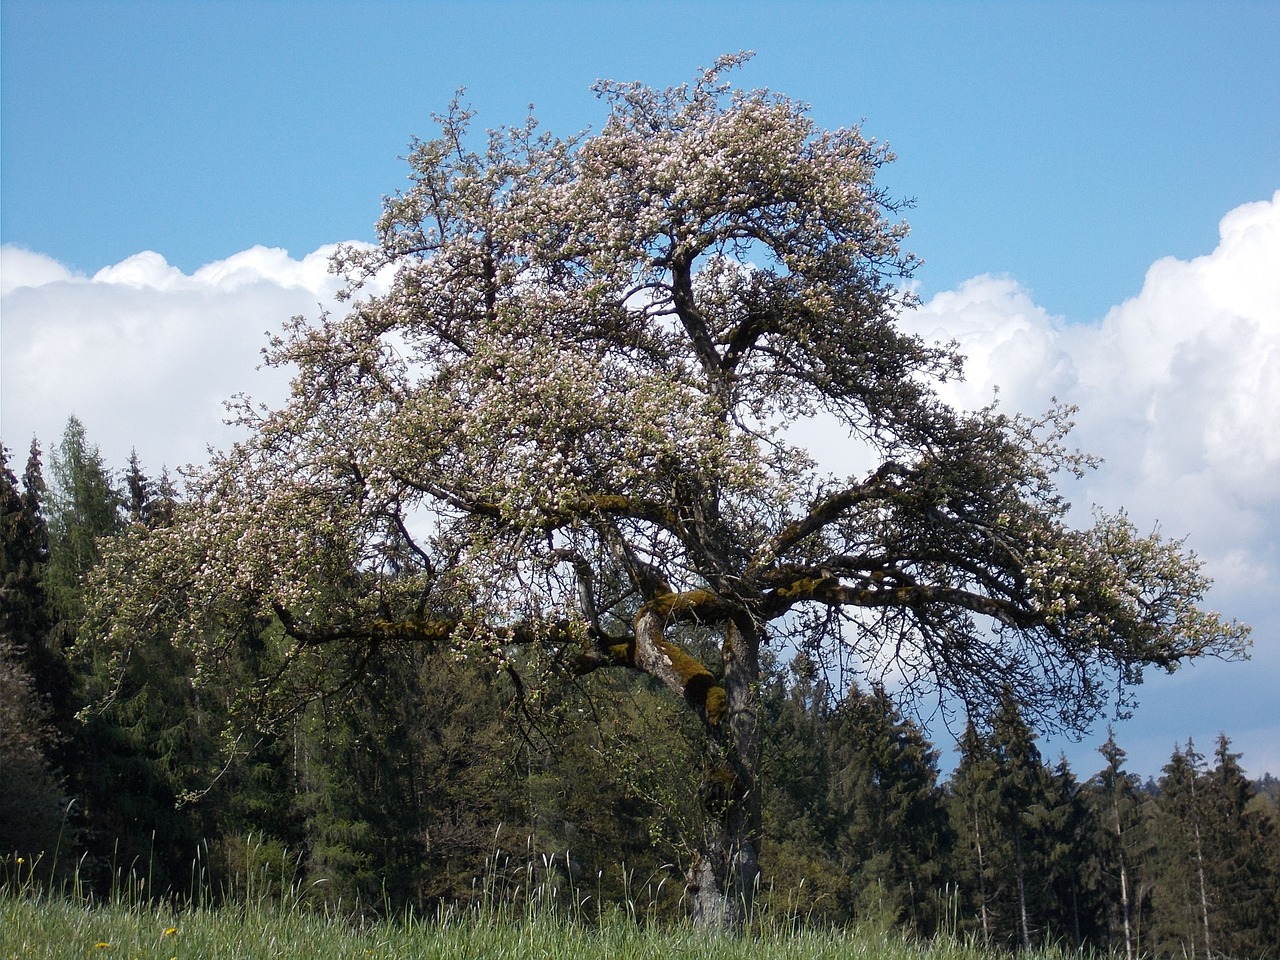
[2, 893, 1087, 960]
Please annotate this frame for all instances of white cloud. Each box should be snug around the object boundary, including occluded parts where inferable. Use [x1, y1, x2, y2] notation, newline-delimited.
[902, 190, 1280, 776]
[904, 191, 1280, 576]
[0, 243, 379, 474]
[0, 246, 80, 295]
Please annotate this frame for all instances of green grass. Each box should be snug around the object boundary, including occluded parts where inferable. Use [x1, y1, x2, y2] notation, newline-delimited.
[1, 893, 1086, 960]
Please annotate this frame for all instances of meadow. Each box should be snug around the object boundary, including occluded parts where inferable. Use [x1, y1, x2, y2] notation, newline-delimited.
[3, 892, 1093, 960]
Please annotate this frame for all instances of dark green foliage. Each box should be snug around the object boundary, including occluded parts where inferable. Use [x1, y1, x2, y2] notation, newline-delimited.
[0, 639, 67, 874]
[36, 423, 201, 895]
[1087, 730, 1148, 958]
[758, 660, 951, 932]
[946, 720, 1002, 946]
[525, 669, 704, 921]
[1037, 756, 1105, 950]
[1198, 736, 1279, 957]
[825, 682, 950, 934]
[0, 444, 71, 875]
[1146, 741, 1214, 957]
[123, 450, 176, 528]
[44, 418, 122, 633]
[1, 442, 74, 739]
[758, 653, 845, 923]
[1137, 738, 1280, 957]
[293, 644, 527, 914]
[946, 697, 1090, 951]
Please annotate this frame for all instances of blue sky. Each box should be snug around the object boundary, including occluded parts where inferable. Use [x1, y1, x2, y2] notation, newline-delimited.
[3, 1, 1278, 779]
[6, 1, 1278, 320]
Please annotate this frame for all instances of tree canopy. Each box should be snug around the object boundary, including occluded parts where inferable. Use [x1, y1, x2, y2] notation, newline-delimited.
[85, 54, 1248, 926]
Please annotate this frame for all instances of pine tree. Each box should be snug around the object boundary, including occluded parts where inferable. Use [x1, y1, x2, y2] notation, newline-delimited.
[826, 682, 949, 933]
[1089, 729, 1148, 959]
[947, 696, 1077, 951]
[991, 696, 1045, 951]
[40, 424, 208, 895]
[292, 643, 532, 914]
[1199, 735, 1279, 957]
[529, 668, 705, 922]
[758, 652, 845, 923]
[122, 450, 176, 528]
[1038, 755, 1104, 949]
[1148, 741, 1213, 958]
[0, 444, 69, 871]
[947, 720, 1002, 946]
[0, 442, 73, 729]
[44, 417, 122, 634]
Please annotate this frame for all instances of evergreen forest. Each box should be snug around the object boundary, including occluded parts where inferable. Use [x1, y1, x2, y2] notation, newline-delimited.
[3, 420, 1277, 956]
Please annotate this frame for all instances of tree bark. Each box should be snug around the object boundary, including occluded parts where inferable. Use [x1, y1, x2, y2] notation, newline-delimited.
[974, 810, 991, 946]
[1014, 821, 1032, 952]
[686, 615, 761, 929]
[1113, 794, 1134, 960]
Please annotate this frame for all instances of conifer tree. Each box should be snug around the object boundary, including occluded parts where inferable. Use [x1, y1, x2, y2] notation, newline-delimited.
[758, 652, 845, 922]
[1198, 735, 1279, 956]
[1, 444, 52, 662]
[1147, 741, 1213, 958]
[45, 417, 123, 639]
[0, 444, 68, 870]
[947, 720, 1002, 946]
[948, 696, 1083, 951]
[528, 668, 705, 921]
[1, 441, 74, 732]
[1038, 755, 1104, 949]
[988, 695, 1047, 951]
[826, 682, 949, 933]
[1089, 729, 1147, 959]
[39, 424, 208, 894]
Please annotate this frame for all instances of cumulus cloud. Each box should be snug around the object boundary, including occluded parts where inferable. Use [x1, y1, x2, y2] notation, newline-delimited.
[904, 192, 1280, 586]
[901, 190, 1280, 775]
[0, 244, 380, 473]
[1, 245, 80, 295]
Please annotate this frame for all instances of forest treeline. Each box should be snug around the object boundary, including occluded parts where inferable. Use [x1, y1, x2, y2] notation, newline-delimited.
[3, 420, 1278, 957]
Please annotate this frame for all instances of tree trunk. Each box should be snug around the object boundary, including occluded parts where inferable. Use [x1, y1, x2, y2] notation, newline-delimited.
[686, 615, 761, 929]
[1183, 769, 1212, 960]
[1013, 822, 1032, 952]
[974, 810, 991, 946]
[1113, 795, 1134, 960]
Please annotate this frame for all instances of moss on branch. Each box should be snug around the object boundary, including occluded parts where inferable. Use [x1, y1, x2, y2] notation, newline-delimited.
[635, 592, 733, 728]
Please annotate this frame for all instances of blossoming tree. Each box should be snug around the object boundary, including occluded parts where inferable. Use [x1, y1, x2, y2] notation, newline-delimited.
[88, 55, 1247, 926]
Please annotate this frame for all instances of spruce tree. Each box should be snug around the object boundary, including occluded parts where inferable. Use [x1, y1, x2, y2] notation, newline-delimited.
[826, 682, 949, 933]
[947, 696, 1078, 951]
[1089, 729, 1148, 959]
[1199, 735, 1279, 956]
[0, 441, 74, 732]
[0, 444, 68, 871]
[41, 423, 207, 895]
[1038, 755, 1104, 949]
[758, 652, 844, 923]
[1148, 741, 1213, 958]
[44, 417, 122, 634]
[989, 695, 1047, 952]
[947, 720, 1003, 946]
